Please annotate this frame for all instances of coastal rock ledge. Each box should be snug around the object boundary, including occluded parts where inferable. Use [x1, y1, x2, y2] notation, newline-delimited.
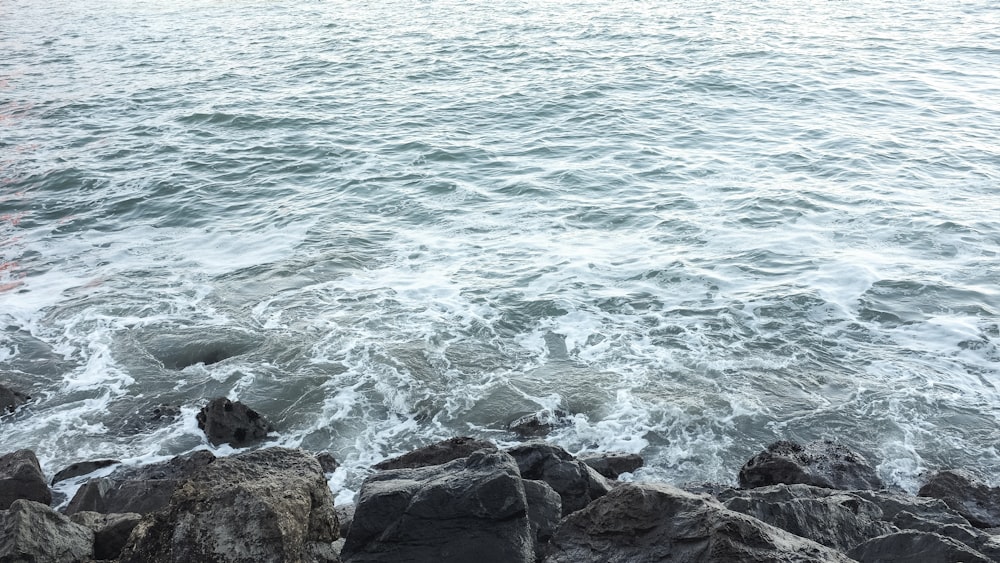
[1, 438, 1000, 561]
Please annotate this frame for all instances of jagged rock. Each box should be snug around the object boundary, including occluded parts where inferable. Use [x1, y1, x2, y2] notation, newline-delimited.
[506, 441, 610, 515]
[578, 452, 644, 480]
[892, 510, 1000, 561]
[918, 470, 1000, 529]
[545, 483, 854, 563]
[718, 484, 896, 552]
[342, 450, 534, 563]
[52, 459, 120, 485]
[0, 499, 94, 563]
[849, 489, 971, 527]
[317, 452, 340, 473]
[65, 449, 215, 515]
[0, 449, 52, 509]
[119, 447, 339, 563]
[196, 397, 274, 446]
[847, 530, 993, 563]
[372, 436, 497, 470]
[0, 384, 30, 414]
[70, 511, 142, 560]
[507, 409, 571, 438]
[523, 479, 561, 560]
[739, 440, 883, 491]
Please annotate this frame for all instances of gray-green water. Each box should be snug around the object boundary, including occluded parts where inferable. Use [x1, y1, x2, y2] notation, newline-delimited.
[2, 0, 999, 502]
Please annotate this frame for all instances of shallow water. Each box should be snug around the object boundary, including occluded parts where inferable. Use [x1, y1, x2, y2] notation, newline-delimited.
[2, 0, 999, 501]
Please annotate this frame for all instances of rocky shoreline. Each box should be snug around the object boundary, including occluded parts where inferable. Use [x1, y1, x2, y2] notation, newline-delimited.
[2, 393, 1000, 562]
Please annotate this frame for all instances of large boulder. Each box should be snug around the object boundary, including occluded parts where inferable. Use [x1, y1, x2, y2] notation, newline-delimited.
[70, 511, 142, 560]
[0, 449, 52, 509]
[918, 470, 1000, 529]
[544, 483, 854, 562]
[119, 447, 339, 563]
[739, 440, 883, 491]
[372, 436, 496, 470]
[847, 530, 994, 563]
[506, 442, 611, 515]
[342, 449, 534, 563]
[578, 452, 644, 480]
[718, 484, 896, 552]
[65, 449, 215, 515]
[0, 499, 94, 563]
[196, 397, 274, 446]
[0, 384, 30, 414]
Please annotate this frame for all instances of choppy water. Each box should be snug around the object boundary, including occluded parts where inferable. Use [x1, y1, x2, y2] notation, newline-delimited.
[2, 0, 999, 502]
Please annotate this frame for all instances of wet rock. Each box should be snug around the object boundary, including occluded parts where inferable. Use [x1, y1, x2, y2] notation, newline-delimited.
[507, 409, 571, 438]
[372, 436, 497, 470]
[120, 447, 339, 563]
[51, 459, 120, 485]
[0, 499, 94, 563]
[847, 530, 993, 563]
[523, 479, 561, 560]
[70, 511, 142, 560]
[65, 450, 215, 515]
[0, 449, 52, 509]
[918, 469, 1000, 528]
[0, 383, 30, 414]
[545, 483, 853, 563]
[739, 440, 883, 491]
[317, 451, 340, 473]
[578, 451, 644, 480]
[506, 441, 610, 515]
[196, 397, 274, 446]
[718, 484, 896, 552]
[342, 450, 534, 563]
[119, 404, 181, 434]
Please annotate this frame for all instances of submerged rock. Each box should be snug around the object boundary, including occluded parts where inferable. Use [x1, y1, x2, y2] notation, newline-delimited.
[506, 441, 610, 516]
[507, 409, 571, 438]
[343, 450, 534, 563]
[739, 440, 883, 491]
[0, 499, 94, 563]
[0, 449, 52, 509]
[545, 483, 853, 563]
[918, 469, 1000, 529]
[372, 436, 496, 470]
[0, 384, 30, 414]
[196, 397, 274, 447]
[578, 451, 644, 480]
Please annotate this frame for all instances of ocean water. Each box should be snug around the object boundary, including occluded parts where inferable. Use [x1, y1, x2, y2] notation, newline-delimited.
[2, 0, 999, 502]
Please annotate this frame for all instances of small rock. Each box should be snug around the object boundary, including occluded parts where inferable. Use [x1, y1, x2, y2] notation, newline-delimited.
[578, 451, 644, 480]
[317, 451, 340, 474]
[70, 511, 142, 560]
[51, 459, 120, 486]
[848, 530, 993, 563]
[506, 441, 610, 515]
[0, 449, 52, 509]
[0, 384, 30, 414]
[195, 397, 273, 446]
[372, 436, 496, 470]
[0, 499, 94, 563]
[506, 409, 570, 438]
[918, 469, 1000, 529]
[739, 440, 883, 491]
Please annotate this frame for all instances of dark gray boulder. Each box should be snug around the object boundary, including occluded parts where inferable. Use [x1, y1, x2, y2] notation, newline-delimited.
[0, 499, 94, 563]
[317, 451, 340, 474]
[342, 449, 534, 563]
[507, 409, 571, 438]
[119, 447, 340, 563]
[65, 450, 215, 515]
[739, 440, 883, 491]
[0, 384, 30, 414]
[850, 489, 971, 527]
[372, 436, 496, 470]
[544, 483, 854, 563]
[506, 442, 611, 515]
[51, 459, 120, 485]
[918, 469, 1000, 529]
[892, 510, 1000, 561]
[0, 449, 52, 509]
[847, 530, 993, 563]
[578, 451, 644, 480]
[196, 397, 274, 446]
[718, 484, 896, 552]
[523, 479, 561, 560]
[70, 511, 142, 560]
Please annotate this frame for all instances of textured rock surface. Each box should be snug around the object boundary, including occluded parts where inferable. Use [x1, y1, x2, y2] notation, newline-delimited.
[918, 469, 1000, 528]
[70, 511, 142, 560]
[545, 483, 853, 563]
[523, 479, 562, 560]
[578, 452, 644, 480]
[119, 447, 339, 563]
[718, 484, 896, 552]
[343, 450, 534, 563]
[0, 384, 30, 414]
[52, 459, 120, 485]
[739, 440, 883, 491]
[0, 449, 52, 509]
[196, 397, 274, 446]
[847, 530, 994, 563]
[317, 452, 340, 474]
[506, 442, 610, 515]
[507, 409, 571, 438]
[372, 436, 496, 470]
[0, 499, 94, 563]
